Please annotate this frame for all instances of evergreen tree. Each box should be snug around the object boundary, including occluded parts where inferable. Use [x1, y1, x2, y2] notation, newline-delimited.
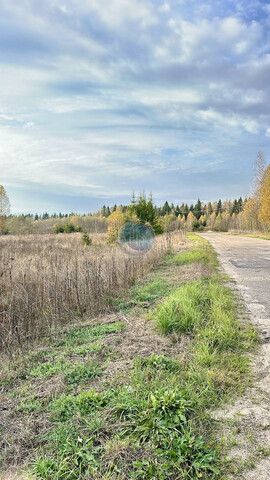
[216, 200, 222, 214]
[129, 193, 163, 234]
[183, 204, 189, 219]
[175, 205, 181, 217]
[231, 199, 239, 214]
[238, 197, 243, 212]
[161, 201, 171, 216]
[194, 199, 202, 219]
[100, 205, 107, 217]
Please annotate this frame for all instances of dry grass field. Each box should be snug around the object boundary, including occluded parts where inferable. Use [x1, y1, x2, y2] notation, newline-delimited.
[0, 234, 259, 480]
[0, 231, 184, 357]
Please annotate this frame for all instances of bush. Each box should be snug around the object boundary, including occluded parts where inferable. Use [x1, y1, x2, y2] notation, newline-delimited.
[54, 223, 64, 234]
[64, 222, 75, 233]
[82, 232, 92, 246]
[54, 222, 77, 234]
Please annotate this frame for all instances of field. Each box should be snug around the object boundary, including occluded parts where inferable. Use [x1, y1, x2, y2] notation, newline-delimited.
[0, 233, 258, 479]
[0, 231, 183, 356]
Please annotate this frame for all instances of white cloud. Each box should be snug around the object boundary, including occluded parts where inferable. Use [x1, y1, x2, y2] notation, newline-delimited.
[159, 2, 170, 13]
[70, 0, 157, 28]
[0, 0, 269, 210]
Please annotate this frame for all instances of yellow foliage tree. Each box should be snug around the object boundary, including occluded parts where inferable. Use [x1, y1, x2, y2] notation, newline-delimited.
[207, 212, 216, 230]
[243, 198, 261, 231]
[107, 207, 126, 243]
[186, 211, 196, 231]
[259, 164, 270, 228]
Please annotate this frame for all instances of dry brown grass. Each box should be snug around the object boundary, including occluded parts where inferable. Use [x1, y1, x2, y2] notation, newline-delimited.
[0, 231, 184, 356]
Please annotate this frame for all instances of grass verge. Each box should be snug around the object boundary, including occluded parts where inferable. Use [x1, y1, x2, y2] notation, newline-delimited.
[0, 235, 258, 480]
[221, 232, 270, 241]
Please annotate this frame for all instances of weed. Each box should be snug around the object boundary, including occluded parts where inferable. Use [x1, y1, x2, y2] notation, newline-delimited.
[16, 399, 42, 413]
[135, 354, 180, 373]
[68, 341, 105, 357]
[59, 322, 125, 347]
[64, 361, 103, 386]
[50, 389, 108, 422]
[29, 359, 69, 379]
[115, 277, 173, 311]
[29, 357, 103, 386]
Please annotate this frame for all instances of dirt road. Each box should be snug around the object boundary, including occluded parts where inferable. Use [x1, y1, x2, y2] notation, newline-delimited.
[200, 233, 270, 479]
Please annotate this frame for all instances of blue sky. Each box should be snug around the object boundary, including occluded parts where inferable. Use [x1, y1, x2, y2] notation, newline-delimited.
[0, 0, 270, 213]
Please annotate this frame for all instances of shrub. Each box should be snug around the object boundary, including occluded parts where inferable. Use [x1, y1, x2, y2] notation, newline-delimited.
[64, 222, 75, 233]
[82, 231, 92, 246]
[54, 223, 64, 234]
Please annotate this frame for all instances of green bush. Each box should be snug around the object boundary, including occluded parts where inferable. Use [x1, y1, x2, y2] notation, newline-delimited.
[64, 222, 75, 233]
[54, 223, 64, 234]
[82, 231, 92, 246]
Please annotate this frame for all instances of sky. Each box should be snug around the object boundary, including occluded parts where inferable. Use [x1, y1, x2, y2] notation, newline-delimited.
[0, 0, 270, 214]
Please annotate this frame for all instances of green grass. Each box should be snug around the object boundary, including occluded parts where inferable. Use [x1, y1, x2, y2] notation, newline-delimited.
[15, 399, 43, 413]
[1, 234, 259, 480]
[245, 234, 270, 240]
[54, 321, 125, 347]
[222, 232, 270, 241]
[172, 247, 217, 266]
[114, 276, 173, 311]
[29, 358, 103, 387]
[155, 279, 209, 334]
[32, 358, 220, 480]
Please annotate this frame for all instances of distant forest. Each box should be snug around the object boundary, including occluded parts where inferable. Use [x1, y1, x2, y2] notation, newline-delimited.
[1, 152, 269, 236]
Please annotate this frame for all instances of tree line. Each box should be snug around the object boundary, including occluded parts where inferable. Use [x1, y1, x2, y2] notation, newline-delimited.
[1, 152, 270, 236]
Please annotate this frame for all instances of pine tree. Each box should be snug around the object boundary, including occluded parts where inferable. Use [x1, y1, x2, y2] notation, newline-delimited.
[231, 199, 239, 214]
[216, 200, 222, 214]
[100, 205, 107, 217]
[161, 201, 171, 216]
[183, 204, 189, 219]
[194, 199, 202, 219]
[238, 197, 243, 212]
[175, 205, 181, 217]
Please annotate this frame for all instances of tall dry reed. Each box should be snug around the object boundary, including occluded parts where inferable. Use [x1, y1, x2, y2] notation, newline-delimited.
[0, 231, 184, 356]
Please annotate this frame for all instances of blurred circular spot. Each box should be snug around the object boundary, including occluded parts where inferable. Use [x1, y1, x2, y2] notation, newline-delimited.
[118, 221, 154, 256]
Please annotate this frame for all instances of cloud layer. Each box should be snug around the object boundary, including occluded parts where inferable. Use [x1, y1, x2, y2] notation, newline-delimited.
[0, 0, 269, 212]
